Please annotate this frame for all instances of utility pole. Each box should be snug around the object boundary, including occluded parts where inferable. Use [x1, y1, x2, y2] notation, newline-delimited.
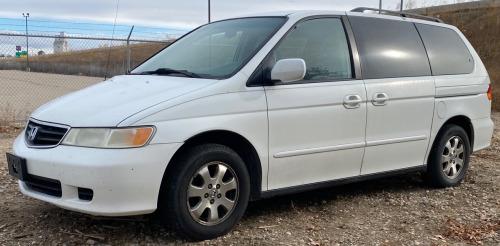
[22, 13, 29, 71]
[208, 0, 211, 23]
[379, 0, 382, 13]
[126, 26, 134, 73]
[401, 0, 404, 11]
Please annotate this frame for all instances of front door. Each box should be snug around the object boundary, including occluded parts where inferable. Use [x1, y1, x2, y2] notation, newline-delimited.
[265, 17, 366, 190]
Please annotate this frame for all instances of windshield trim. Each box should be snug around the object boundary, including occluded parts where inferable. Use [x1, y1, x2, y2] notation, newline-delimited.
[129, 16, 288, 80]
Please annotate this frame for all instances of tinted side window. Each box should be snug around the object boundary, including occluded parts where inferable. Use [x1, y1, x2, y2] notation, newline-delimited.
[415, 24, 473, 75]
[274, 18, 353, 82]
[348, 16, 431, 79]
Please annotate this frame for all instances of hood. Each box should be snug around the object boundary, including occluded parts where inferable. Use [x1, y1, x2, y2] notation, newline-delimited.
[31, 75, 217, 127]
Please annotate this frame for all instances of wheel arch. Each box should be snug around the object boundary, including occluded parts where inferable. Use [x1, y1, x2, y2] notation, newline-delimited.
[428, 115, 474, 166]
[162, 130, 263, 201]
[440, 115, 474, 149]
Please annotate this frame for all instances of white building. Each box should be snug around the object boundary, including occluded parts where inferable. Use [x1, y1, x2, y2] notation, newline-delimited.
[53, 32, 68, 53]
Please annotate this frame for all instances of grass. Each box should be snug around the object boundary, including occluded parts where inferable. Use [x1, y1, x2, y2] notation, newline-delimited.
[490, 70, 500, 111]
[29, 42, 169, 64]
[0, 42, 170, 77]
[0, 104, 26, 133]
[413, 1, 500, 111]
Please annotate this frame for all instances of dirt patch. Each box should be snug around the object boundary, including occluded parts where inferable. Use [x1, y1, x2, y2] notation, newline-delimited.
[1, 113, 499, 245]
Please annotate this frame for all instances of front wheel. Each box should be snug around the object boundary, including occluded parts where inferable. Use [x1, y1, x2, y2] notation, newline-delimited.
[426, 125, 471, 187]
[159, 144, 250, 240]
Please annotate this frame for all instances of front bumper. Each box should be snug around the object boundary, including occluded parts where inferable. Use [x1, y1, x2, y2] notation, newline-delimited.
[12, 133, 182, 216]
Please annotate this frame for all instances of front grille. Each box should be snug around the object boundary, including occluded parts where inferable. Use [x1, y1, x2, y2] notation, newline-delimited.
[24, 175, 62, 198]
[25, 120, 69, 147]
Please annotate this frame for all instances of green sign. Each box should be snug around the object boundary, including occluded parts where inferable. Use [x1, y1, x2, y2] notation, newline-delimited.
[15, 51, 27, 57]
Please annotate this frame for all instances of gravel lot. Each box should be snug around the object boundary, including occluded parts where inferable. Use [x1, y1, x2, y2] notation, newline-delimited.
[0, 113, 499, 245]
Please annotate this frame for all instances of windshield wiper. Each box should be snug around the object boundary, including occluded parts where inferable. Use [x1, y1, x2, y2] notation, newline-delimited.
[131, 68, 201, 78]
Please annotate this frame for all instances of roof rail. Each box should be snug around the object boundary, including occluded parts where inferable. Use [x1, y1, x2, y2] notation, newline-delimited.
[350, 7, 444, 23]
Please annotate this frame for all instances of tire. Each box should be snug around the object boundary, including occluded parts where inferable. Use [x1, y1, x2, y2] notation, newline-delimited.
[159, 144, 250, 240]
[426, 124, 471, 188]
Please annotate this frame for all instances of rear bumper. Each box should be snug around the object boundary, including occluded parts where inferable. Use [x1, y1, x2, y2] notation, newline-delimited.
[472, 117, 494, 152]
[12, 133, 182, 216]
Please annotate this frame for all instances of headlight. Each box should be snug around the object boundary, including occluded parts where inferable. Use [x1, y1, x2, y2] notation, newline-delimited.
[61, 127, 155, 148]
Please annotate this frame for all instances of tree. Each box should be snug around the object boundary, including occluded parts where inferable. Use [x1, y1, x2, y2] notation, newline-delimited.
[405, 0, 418, 10]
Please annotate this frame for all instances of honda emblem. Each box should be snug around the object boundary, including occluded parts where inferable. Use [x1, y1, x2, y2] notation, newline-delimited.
[27, 126, 38, 141]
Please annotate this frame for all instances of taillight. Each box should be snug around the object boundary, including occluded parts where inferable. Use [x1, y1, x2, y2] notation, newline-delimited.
[487, 84, 492, 100]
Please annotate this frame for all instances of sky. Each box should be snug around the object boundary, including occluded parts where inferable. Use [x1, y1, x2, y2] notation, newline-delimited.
[0, 0, 468, 32]
[0, 0, 473, 56]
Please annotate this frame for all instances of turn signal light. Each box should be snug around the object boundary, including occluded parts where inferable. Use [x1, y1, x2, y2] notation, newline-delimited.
[132, 128, 153, 146]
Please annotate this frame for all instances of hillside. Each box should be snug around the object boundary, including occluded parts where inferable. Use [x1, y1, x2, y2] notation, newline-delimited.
[27, 41, 169, 65]
[0, 41, 170, 77]
[412, 0, 500, 110]
[1, 2, 499, 110]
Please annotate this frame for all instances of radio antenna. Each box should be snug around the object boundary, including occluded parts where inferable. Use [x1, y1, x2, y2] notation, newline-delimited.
[104, 0, 120, 80]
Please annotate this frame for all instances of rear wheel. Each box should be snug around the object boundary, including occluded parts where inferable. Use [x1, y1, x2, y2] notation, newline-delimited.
[159, 144, 250, 240]
[426, 125, 471, 187]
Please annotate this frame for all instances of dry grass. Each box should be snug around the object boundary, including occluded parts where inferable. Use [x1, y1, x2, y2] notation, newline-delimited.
[439, 217, 500, 245]
[0, 42, 170, 77]
[491, 70, 500, 111]
[1, 3, 499, 110]
[29, 42, 169, 75]
[0, 104, 26, 133]
[29, 42, 169, 63]
[416, 2, 500, 111]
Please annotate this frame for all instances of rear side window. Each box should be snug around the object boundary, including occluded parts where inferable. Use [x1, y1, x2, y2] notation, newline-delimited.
[415, 24, 474, 75]
[348, 16, 431, 79]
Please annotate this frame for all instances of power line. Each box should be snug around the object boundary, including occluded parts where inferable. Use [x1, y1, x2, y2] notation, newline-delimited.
[0, 30, 177, 40]
[2, 24, 187, 34]
[0, 17, 188, 32]
[0, 33, 172, 43]
[3, 24, 125, 32]
[104, 0, 120, 80]
[0, 17, 133, 27]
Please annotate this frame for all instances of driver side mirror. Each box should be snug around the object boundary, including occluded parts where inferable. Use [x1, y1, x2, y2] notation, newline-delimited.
[270, 58, 306, 83]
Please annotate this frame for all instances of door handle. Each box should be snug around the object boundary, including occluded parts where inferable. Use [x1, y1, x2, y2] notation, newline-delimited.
[344, 95, 362, 109]
[372, 93, 389, 106]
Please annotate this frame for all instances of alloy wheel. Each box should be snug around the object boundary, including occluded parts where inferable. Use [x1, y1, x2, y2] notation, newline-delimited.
[187, 161, 239, 225]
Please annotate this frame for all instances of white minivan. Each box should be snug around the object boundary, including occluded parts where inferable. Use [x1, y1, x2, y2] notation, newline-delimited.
[7, 8, 494, 239]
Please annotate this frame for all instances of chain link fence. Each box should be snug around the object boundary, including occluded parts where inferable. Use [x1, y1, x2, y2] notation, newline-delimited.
[0, 33, 171, 122]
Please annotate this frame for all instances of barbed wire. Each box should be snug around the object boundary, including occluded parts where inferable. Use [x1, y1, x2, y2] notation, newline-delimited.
[1, 26, 186, 37]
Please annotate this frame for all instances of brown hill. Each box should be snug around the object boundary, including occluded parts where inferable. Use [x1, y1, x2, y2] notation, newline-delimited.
[412, 0, 500, 110]
[0, 41, 170, 77]
[2, 2, 499, 110]
[29, 41, 169, 65]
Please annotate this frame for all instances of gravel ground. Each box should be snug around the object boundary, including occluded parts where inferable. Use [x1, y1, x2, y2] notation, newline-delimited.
[1, 113, 499, 246]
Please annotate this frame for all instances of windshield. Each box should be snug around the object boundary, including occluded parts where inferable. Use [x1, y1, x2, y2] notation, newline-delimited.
[131, 17, 286, 79]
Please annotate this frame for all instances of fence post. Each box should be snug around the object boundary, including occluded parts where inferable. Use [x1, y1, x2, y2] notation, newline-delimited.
[127, 25, 134, 73]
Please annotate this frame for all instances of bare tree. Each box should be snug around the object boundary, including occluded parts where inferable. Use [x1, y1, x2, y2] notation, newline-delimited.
[405, 0, 418, 9]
